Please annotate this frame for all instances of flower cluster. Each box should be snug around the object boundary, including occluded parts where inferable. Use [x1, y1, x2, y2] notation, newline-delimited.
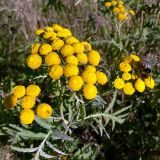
[27, 24, 108, 100]
[114, 54, 155, 95]
[4, 85, 53, 124]
[104, 0, 135, 21]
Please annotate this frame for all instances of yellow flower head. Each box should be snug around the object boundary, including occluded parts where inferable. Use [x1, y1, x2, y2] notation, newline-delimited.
[113, 7, 120, 13]
[36, 103, 53, 119]
[104, 2, 111, 7]
[20, 109, 35, 125]
[21, 96, 35, 109]
[72, 43, 85, 54]
[122, 72, 131, 80]
[117, 13, 128, 21]
[52, 24, 63, 32]
[60, 45, 75, 57]
[4, 95, 18, 108]
[39, 44, 52, 55]
[88, 50, 100, 66]
[85, 65, 96, 73]
[26, 85, 41, 97]
[83, 84, 97, 100]
[35, 29, 44, 36]
[45, 52, 61, 66]
[57, 28, 72, 38]
[77, 53, 88, 65]
[119, 62, 131, 72]
[43, 31, 57, 39]
[128, 9, 135, 16]
[82, 70, 97, 84]
[82, 42, 92, 52]
[31, 43, 41, 54]
[124, 56, 133, 64]
[13, 85, 25, 98]
[117, 4, 124, 8]
[96, 71, 108, 85]
[135, 78, 145, 93]
[111, 0, 118, 6]
[44, 27, 54, 32]
[131, 74, 137, 80]
[130, 54, 140, 62]
[114, 78, 124, 89]
[49, 65, 63, 80]
[65, 36, 79, 45]
[64, 64, 79, 77]
[52, 38, 64, 50]
[27, 54, 42, 69]
[123, 82, 135, 95]
[66, 55, 78, 65]
[119, 7, 126, 14]
[118, 1, 124, 5]
[68, 76, 84, 91]
[144, 77, 155, 89]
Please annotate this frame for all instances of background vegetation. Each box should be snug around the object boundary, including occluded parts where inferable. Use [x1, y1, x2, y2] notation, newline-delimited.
[0, 0, 160, 159]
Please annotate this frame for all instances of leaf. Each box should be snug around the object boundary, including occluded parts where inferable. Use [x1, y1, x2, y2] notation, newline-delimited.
[113, 105, 132, 116]
[39, 150, 54, 159]
[52, 130, 73, 141]
[10, 146, 38, 153]
[46, 141, 67, 155]
[79, 104, 86, 121]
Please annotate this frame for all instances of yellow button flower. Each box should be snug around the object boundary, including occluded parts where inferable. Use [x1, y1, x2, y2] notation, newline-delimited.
[123, 82, 135, 95]
[68, 76, 84, 91]
[26, 85, 41, 97]
[135, 78, 145, 93]
[44, 27, 54, 32]
[114, 78, 124, 89]
[77, 53, 88, 65]
[20, 109, 35, 125]
[83, 84, 97, 100]
[4, 95, 18, 108]
[65, 36, 79, 45]
[35, 29, 44, 36]
[36, 103, 53, 119]
[96, 71, 108, 85]
[27, 54, 42, 69]
[88, 50, 100, 66]
[21, 96, 35, 109]
[60, 45, 74, 57]
[52, 38, 64, 50]
[118, 1, 124, 5]
[128, 9, 135, 16]
[124, 56, 133, 64]
[52, 24, 63, 32]
[45, 52, 61, 66]
[130, 54, 140, 62]
[131, 74, 137, 80]
[64, 64, 79, 77]
[82, 70, 97, 84]
[122, 72, 131, 80]
[43, 31, 57, 39]
[39, 44, 52, 55]
[119, 7, 126, 14]
[111, 0, 118, 6]
[82, 42, 92, 52]
[72, 43, 85, 54]
[113, 7, 120, 13]
[49, 65, 63, 80]
[104, 2, 111, 7]
[31, 43, 41, 54]
[117, 13, 128, 21]
[57, 28, 72, 38]
[13, 85, 25, 98]
[119, 62, 131, 72]
[117, 4, 124, 8]
[66, 55, 78, 65]
[144, 77, 155, 89]
[85, 65, 96, 72]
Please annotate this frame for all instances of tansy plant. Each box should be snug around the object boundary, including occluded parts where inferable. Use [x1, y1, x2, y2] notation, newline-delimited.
[2, 24, 130, 159]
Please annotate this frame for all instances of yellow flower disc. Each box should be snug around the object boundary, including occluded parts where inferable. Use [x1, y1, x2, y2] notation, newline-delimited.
[130, 54, 140, 62]
[114, 78, 124, 89]
[21, 96, 35, 109]
[82, 42, 92, 52]
[27, 54, 42, 69]
[85, 65, 96, 72]
[45, 52, 61, 66]
[72, 43, 85, 54]
[119, 7, 126, 14]
[52, 38, 64, 50]
[124, 56, 133, 64]
[49, 65, 63, 80]
[118, 1, 124, 5]
[117, 13, 128, 21]
[131, 74, 137, 80]
[52, 24, 63, 32]
[66, 36, 79, 45]
[96, 71, 108, 85]
[31, 43, 41, 54]
[39, 44, 52, 55]
[122, 72, 131, 80]
[119, 62, 131, 72]
[13, 85, 25, 98]
[43, 31, 57, 39]
[77, 53, 88, 65]
[117, 4, 124, 8]
[26, 85, 41, 97]
[135, 78, 145, 93]
[20, 109, 35, 125]
[144, 77, 155, 89]
[104, 2, 111, 7]
[64, 64, 79, 77]
[57, 28, 72, 38]
[82, 70, 97, 84]
[66, 55, 78, 65]
[60, 45, 74, 57]
[113, 7, 120, 13]
[88, 50, 100, 66]
[68, 76, 84, 91]
[4, 95, 18, 108]
[36, 103, 53, 119]
[123, 82, 135, 95]
[128, 9, 135, 16]
[83, 84, 97, 100]
[111, 0, 118, 6]
[35, 29, 44, 36]
[44, 27, 54, 32]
